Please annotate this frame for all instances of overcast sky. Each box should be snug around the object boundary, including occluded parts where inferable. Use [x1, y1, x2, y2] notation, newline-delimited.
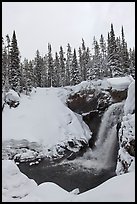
[2, 2, 135, 60]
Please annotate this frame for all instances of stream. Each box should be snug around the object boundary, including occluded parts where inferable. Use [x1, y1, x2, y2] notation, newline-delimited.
[18, 156, 116, 193]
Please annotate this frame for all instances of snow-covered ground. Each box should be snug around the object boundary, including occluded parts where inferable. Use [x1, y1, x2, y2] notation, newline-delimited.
[2, 87, 91, 159]
[2, 76, 135, 202]
[2, 160, 135, 202]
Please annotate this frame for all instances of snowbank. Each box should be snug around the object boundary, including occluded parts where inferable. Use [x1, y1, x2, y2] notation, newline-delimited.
[2, 88, 91, 157]
[106, 75, 133, 91]
[73, 171, 135, 202]
[2, 160, 135, 202]
[21, 182, 70, 202]
[116, 79, 135, 175]
[4, 89, 20, 103]
[2, 160, 37, 202]
[124, 80, 135, 115]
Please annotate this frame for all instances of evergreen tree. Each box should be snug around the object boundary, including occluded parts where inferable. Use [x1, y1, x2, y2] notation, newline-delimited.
[129, 48, 135, 78]
[100, 34, 107, 59]
[121, 26, 130, 74]
[81, 38, 87, 81]
[78, 47, 83, 82]
[107, 24, 119, 77]
[41, 55, 48, 87]
[71, 49, 80, 85]
[85, 47, 92, 80]
[53, 52, 60, 87]
[22, 59, 34, 94]
[99, 34, 108, 77]
[26, 60, 34, 92]
[9, 30, 21, 93]
[21, 58, 29, 93]
[115, 37, 124, 76]
[65, 43, 72, 86]
[91, 37, 102, 79]
[2, 44, 7, 89]
[47, 43, 54, 87]
[59, 46, 66, 86]
[34, 50, 43, 87]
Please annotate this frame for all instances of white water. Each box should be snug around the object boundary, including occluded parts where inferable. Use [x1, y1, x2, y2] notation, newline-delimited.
[77, 102, 124, 171]
[96, 102, 124, 147]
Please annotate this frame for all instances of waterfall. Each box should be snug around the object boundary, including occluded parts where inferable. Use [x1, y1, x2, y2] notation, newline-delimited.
[96, 102, 124, 147]
[82, 102, 124, 170]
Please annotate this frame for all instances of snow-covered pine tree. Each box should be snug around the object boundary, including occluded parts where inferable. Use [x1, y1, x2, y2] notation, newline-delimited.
[59, 46, 66, 87]
[21, 58, 28, 93]
[100, 34, 107, 59]
[115, 37, 124, 76]
[41, 54, 48, 87]
[65, 43, 72, 86]
[9, 30, 21, 93]
[78, 47, 83, 82]
[129, 48, 135, 79]
[27, 60, 34, 92]
[34, 50, 43, 87]
[23, 59, 34, 94]
[91, 37, 102, 79]
[99, 34, 108, 78]
[85, 47, 92, 80]
[71, 49, 80, 85]
[107, 24, 120, 77]
[53, 52, 60, 87]
[47, 43, 54, 87]
[121, 26, 130, 75]
[81, 38, 87, 81]
[2, 39, 7, 89]
[4, 35, 11, 92]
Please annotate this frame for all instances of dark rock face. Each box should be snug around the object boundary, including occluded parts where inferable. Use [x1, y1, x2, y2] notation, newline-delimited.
[125, 139, 135, 157]
[83, 110, 101, 149]
[7, 100, 20, 108]
[67, 89, 112, 114]
[109, 89, 128, 102]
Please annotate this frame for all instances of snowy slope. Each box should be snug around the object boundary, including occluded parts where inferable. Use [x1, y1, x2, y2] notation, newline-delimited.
[2, 87, 91, 157]
[2, 160, 135, 202]
[116, 80, 135, 174]
[124, 80, 135, 115]
[73, 171, 135, 202]
[2, 160, 37, 202]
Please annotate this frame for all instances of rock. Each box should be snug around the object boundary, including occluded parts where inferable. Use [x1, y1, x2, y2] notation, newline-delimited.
[4, 89, 20, 108]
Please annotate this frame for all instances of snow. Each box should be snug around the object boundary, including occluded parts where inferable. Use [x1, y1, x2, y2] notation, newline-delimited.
[116, 79, 135, 175]
[68, 76, 133, 92]
[4, 89, 20, 103]
[124, 80, 135, 115]
[116, 113, 135, 175]
[105, 75, 134, 91]
[2, 160, 37, 202]
[2, 87, 91, 156]
[2, 160, 135, 202]
[2, 77, 135, 201]
[73, 171, 135, 202]
[21, 182, 70, 202]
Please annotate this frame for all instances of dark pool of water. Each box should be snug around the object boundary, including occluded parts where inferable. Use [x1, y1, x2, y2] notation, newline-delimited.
[18, 158, 116, 193]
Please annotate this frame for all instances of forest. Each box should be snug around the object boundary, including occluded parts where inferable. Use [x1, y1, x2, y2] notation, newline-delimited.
[2, 23, 135, 95]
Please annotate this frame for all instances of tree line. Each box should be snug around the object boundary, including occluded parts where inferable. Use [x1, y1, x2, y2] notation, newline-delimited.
[2, 24, 135, 95]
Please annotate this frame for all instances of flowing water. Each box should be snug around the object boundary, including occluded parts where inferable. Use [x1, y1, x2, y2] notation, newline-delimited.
[18, 102, 124, 193]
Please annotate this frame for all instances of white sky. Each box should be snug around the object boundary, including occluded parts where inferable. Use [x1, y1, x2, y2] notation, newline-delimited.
[2, 2, 135, 60]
